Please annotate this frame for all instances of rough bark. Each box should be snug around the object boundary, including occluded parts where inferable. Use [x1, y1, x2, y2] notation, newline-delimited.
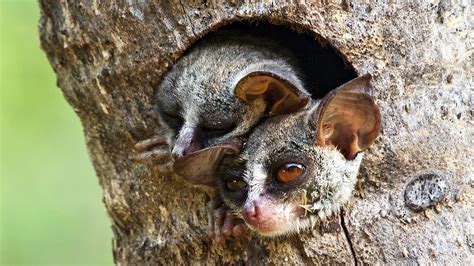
[39, 1, 472, 264]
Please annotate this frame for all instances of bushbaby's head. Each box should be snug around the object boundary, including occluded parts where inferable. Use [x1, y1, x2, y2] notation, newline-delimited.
[180, 75, 381, 236]
[216, 108, 363, 236]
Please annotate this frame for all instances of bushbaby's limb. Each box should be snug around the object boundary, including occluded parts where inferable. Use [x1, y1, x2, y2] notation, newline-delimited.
[208, 195, 247, 243]
[133, 135, 171, 164]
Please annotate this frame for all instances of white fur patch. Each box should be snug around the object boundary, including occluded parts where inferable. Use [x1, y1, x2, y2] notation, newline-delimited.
[245, 163, 267, 203]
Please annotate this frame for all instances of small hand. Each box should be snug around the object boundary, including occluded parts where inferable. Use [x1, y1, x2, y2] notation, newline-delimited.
[133, 135, 171, 164]
[208, 196, 248, 243]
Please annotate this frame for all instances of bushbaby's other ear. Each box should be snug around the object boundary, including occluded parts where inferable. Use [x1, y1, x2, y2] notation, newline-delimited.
[173, 139, 242, 186]
[235, 72, 310, 114]
[313, 74, 381, 160]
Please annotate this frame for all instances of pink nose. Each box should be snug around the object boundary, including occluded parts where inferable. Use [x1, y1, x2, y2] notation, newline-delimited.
[242, 203, 260, 223]
[241, 199, 304, 235]
[241, 200, 284, 234]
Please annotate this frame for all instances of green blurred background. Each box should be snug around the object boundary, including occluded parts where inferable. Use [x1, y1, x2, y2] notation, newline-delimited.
[1, 1, 113, 264]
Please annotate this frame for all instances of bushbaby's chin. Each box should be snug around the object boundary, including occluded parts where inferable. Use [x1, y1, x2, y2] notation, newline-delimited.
[244, 215, 321, 237]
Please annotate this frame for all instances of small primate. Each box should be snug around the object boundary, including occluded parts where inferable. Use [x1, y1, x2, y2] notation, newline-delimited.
[135, 30, 309, 163]
[135, 31, 310, 237]
[178, 75, 381, 240]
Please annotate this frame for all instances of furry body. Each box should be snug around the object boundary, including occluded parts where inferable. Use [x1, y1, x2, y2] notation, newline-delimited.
[156, 32, 307, 154]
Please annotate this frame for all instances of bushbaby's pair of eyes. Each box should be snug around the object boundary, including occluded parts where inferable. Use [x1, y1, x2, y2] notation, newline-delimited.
[225, 163, 306, 192]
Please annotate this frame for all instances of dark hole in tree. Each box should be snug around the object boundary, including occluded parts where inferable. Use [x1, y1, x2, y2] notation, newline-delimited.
[194, 22, 357, 99]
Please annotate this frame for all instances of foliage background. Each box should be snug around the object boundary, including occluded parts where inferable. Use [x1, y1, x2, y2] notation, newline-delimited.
[1, 1, 113, 264]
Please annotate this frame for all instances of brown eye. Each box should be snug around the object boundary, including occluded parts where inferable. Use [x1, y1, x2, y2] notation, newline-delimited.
[276, 163, 306, 183]
[226, 179, 247, 192]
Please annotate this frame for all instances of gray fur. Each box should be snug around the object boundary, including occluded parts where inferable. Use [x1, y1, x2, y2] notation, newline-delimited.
[156, 32, 307, 147]
[217, 102, 363, 236]
[155, 32, 376, 238]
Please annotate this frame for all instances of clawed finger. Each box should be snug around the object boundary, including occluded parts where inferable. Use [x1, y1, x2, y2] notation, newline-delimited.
[222, 212, 235, 236]
[134, 136, 169, 152]
[232, 221, 248, 237]
[212, 208, 226, 243]
[133, 148, 171, 163]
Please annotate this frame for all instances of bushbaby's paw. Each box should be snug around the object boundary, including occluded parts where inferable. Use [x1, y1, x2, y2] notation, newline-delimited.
[208, 197, 248, 243]
[133, 135, 171, 164]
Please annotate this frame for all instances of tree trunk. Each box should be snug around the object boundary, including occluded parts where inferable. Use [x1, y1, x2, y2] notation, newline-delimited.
[39, 1, 472, 264]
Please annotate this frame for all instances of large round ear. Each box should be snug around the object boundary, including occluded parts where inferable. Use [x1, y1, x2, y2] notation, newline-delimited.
[313, 74, 381, 160]
[173, 139, 242, 186]
[234, 71, 310, 114]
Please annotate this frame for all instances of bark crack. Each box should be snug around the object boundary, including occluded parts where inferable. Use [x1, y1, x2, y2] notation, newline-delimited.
[340, 208, 358, 265]
[178, 0, 197, 38]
